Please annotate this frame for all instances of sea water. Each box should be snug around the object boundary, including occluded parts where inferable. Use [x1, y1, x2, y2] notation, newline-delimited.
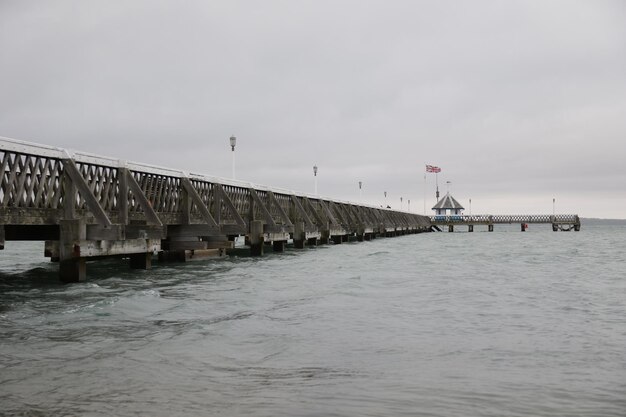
[1, 224, 625, 416]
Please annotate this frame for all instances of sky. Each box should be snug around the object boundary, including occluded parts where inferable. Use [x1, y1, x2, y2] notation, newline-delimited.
[1, 0, 625, 218]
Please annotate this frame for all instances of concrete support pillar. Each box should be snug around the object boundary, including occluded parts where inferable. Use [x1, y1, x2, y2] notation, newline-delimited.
[249, 220, 264, 256]
[273, 240, 285, 252]
[520, 223, 526, 232]
[488, 224, 494, 232]
[293, 221, 305, 249]
[130, 252, 152, 269]
[552, 223, 558, 232]
[448, 225, 454, 232]
[468, 225, 474, 232]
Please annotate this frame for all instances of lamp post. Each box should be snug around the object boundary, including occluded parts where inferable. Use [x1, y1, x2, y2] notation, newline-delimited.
[408, 199, 411, 213]
[469, 198, 472, 217]
[313, 165, 318, 195]
[400, 197, 403, 211]
[229, 135, 237, 179]
[384, 191, 387, 208]
[358, 181, 362, 202]
[553, 198, 555, 216]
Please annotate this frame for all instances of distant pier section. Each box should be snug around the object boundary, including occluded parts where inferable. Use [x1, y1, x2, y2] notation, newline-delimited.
[430, 214, 581, 232]
[429, 191, 580, 232]
[0, 137, 430, 282]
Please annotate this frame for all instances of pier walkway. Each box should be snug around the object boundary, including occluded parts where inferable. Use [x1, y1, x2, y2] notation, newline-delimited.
[430, 214, 581, 232]
[0, 137, 430, 282]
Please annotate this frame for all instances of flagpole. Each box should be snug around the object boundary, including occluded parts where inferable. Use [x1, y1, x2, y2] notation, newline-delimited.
[423, 172, 426, 215]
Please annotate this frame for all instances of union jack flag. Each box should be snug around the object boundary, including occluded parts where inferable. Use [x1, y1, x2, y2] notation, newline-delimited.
[426, 164, 441, 173]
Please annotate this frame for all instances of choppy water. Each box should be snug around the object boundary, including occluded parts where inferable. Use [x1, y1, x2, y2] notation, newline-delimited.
[1, 224, 625, 416]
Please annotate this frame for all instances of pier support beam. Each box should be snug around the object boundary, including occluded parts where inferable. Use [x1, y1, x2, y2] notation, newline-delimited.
[448, 225, 454, 233]
[250, 220, 264, 256]
[488, 224, 494, 232]
[468, 225, 473, 232]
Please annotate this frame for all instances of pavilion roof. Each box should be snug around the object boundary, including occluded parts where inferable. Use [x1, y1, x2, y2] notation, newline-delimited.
[432, 193, 464, 210]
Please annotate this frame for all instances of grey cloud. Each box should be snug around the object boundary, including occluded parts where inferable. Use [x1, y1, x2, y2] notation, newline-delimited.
[1, 0, 625, 217]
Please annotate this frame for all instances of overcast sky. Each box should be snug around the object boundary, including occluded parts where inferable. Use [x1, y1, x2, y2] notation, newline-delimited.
[1, 0, 625, 218]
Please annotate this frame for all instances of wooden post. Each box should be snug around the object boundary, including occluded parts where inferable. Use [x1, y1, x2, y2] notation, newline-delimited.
[59, 258, 86, 283]
[448, 225, 454, 233]
[249, 220, 264, 256]
[59, 219, 86, 282]
[273, 240, 285, 252]
[293, 221, 305, 249]
[320, 222, 330, 244]
[468, 225, 474, 232]
[130, 252, 152, 269]
[118, 167, 129, 225]
[488, 224, 494, 232]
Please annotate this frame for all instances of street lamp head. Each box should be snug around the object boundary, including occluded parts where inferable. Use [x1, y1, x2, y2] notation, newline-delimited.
[358, 181, 362, 189]
[229, 135, 237, 151]
[313, 165, 318, 176]
[384, 191, 387, 198]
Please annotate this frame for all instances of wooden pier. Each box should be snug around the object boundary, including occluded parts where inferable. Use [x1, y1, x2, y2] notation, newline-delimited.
[430, 214, 581, 232]
[0, 137, 430, 282]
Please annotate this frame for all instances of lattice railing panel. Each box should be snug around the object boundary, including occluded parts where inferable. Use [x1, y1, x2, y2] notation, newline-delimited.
[75, 162, 119, 211]
[0, 151, 65, 209]
[130, 171, 182, 214]
[190, 179, 215, 215]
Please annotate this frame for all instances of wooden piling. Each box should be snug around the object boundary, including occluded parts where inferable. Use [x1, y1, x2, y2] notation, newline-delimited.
[293, 221, 305, 249]
[130, 252, 152, 269]
[249, 220, 264, 256]
[59, 219, 86, 282]
[272, 240, 285, 252]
